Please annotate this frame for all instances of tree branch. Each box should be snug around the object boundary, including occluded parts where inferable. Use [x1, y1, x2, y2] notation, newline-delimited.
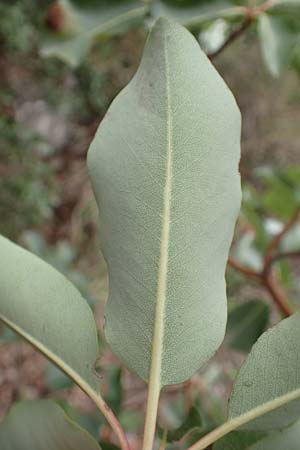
[228, 257, 260, 279]
[262, 273, 294, 317]
[228, 209, 299, 317]
[273, 250, 300, 263]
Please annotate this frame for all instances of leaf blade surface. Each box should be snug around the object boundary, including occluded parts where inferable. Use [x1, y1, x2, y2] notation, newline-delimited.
[88, 17, 241, 386]
[0, 235, 99, 393]
[0, 400, 101, 450]
[229, 312, 300, 430]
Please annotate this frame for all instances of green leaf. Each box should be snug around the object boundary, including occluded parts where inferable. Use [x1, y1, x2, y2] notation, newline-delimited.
[199, 19, 229, 54]
[213, 430, 268, 450]
[104, 366, 123, 415]
[256, 167, 300, 219]
[46, 361, 74, 391]
[40, 0, 147, 67]
[162, 402, 207, 443]
[225, 300, 270, 353]
[274, 0, 300, 4]
[232, 234, 263, 272]
[258, 14, 299, 77]
[0, 400, 101, 450]
[270, 0, 300, 17]
[241, 185, 268, 250]
[229, 313, 300, 431]
[88, 17, 241, 386]
[59, 401, 103, 440]
[214, 419, 300, 450]
[0, 235, 99, 395]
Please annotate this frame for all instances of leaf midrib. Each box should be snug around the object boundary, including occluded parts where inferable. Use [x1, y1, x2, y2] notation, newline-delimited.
[149, 30, 173, 390]
[142, 28, 174, 450]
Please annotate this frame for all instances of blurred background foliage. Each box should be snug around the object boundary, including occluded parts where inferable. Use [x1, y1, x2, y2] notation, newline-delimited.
[0, 0, 299, 449]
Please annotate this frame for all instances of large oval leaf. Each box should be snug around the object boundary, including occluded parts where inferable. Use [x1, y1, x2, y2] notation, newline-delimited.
[0, 235, 99, 393]
[0, 400, 101, 450]
[229, 312, 300, 431]
[88, 17, 241, 386]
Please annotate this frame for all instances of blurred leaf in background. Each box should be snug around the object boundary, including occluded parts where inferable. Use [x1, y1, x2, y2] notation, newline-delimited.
[40, 0, 147, 67]
[225, 300, 270, 353]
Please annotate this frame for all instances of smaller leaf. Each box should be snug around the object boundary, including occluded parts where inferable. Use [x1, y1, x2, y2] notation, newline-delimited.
[0, 400, 101, 450]
[225, 300, 270, 353]
[241, 185, 268, 250]
[41, 0, 147, 66]
[0, 235, 99, 395]
[59, 401, 102, 440]
[199, 19, 229, 53]
[104, 366, 123, 415]
[270, 0, 300, 17]
[213, 430, 267, 450]
[164, 402, 207, 443]
[258, 14, 299, 77]
[229, 313, 300, 431]
[256, 167, 299, 219]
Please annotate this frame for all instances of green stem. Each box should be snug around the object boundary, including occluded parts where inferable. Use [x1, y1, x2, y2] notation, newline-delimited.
[142, 377, 161, 450]
[158, 429, 168, 450]
[88, 391, 130, 450]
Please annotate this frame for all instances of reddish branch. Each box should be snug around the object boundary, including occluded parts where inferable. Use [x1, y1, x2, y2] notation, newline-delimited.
[263, 274, 292, 317]
[228, 257, 260, 279]
[228, 209, 299, 317]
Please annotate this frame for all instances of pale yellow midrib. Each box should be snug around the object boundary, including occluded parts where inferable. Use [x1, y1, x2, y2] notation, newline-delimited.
[142, 34, 173, 450]
[150, 36, 172, 397]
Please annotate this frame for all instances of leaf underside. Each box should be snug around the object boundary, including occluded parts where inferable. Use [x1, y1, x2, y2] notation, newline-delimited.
[229, 313, 300, 431]
[0, 235, 99, 393]
[88, 17, 241, 386]
[0, 400, 101, 450]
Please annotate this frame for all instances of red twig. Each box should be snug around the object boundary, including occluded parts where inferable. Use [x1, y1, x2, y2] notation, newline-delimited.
[228, 257, 260, 279]
[228, 209, 299, 317]
[263, 274, 293, 317]
[273, 250, 300, 263]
